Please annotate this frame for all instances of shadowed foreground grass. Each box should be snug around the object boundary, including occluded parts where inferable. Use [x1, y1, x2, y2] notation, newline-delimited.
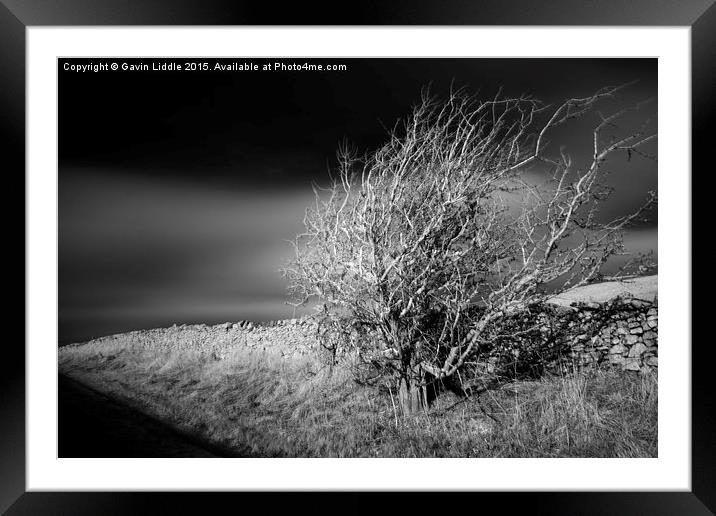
[59, 337, 657, 458]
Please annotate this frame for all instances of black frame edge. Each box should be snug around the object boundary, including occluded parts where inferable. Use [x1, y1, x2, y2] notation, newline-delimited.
[0, 0, 26, 514]
[5, 0, 713, 514]
[0, 0, 713, 26]
[691, 0, 716, 513]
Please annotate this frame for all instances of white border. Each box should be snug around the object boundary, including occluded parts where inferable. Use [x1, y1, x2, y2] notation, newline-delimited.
[27, 27, 691, 491]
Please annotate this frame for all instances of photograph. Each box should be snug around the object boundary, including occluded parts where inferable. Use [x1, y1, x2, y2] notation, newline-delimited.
[57, 57, 659, 459]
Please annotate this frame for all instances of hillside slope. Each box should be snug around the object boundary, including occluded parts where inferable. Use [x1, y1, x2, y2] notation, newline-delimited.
[547, 275, 657, 308]
[58, 275, 658, 458]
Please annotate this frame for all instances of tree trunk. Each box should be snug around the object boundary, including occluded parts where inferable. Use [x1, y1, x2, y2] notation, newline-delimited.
[398, 376, 422, 416]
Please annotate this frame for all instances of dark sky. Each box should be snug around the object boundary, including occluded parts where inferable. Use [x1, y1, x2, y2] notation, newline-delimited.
[59, 58, 657, 344]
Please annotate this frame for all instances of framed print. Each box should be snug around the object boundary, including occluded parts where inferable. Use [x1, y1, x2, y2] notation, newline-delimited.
[3, 0, 712, 514]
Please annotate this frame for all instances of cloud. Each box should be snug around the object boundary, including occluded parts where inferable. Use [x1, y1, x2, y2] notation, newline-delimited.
[59, 168, 315, 342]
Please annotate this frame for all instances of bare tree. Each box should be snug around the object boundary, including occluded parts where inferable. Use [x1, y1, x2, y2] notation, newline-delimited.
[283, 84, 656, 415]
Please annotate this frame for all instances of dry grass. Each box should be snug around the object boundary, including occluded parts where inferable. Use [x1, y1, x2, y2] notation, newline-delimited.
[59, 335, 657, 458]
[476, 366, 658, 457]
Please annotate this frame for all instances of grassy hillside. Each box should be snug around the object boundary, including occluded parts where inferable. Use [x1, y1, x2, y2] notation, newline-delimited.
[59, 299, 658, 457]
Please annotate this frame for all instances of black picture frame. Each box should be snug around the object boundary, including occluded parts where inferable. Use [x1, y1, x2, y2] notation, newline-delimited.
[3, 1, 712, 514]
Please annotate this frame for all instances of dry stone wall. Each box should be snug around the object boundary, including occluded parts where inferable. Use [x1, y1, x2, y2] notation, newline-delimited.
[215, 294, 659, 374]
[555, 296, 658, 373]
[73, 292, 656, 377]
[478, 296, 658, 378]
[223, 294, 658, 376]
[230, 317, 321, 358]
[152, 318, 323, 359]
[62, 318, 322, 362]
